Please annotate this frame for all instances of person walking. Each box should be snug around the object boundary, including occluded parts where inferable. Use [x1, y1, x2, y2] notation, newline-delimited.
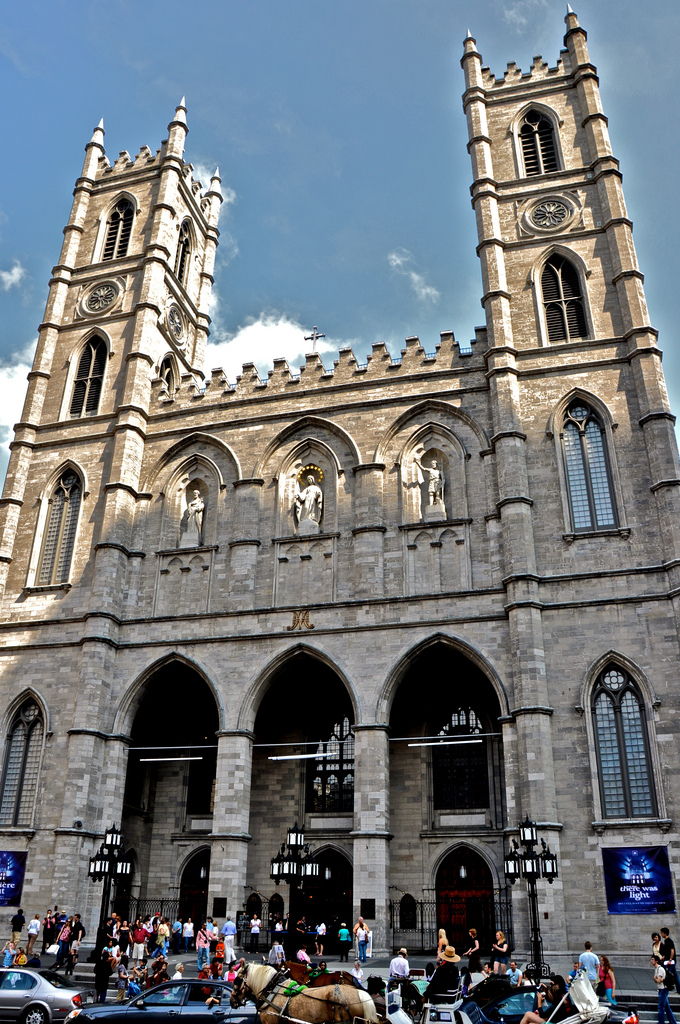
[660, 929, 680, 995]
[464, 928, 481, 972]
[94, 949, 113, 1003]
[196, 923, 211, 970]
[10, 909, 25, 946]
[598, 956, 617, 1005]
[26, 915, 40, 957]
[653, 955, 678, 1024]
[182, 918, 194, 953]
[315, 921, 326, 956]
[338, 923, 352, 963]
[115, 956, 129, 1002]
[579, 941, 600, 983]
[221, 917, 237, 962]
[492, 931, 509, 975]
[355, 919, 369, 963]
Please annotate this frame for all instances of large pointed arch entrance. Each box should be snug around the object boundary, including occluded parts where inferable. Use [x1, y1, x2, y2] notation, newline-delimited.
[120, 659, 219, 914]
[387, 639, 511, 951]
[249, 651, 355, 943]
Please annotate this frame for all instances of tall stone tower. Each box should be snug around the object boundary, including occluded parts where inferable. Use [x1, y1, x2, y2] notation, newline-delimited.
[0, 12, 677, 956]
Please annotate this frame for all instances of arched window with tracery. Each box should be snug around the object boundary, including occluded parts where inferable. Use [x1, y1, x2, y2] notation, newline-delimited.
[0, 700, 44, 826]
[561, 401, 616, 531]
[175, 221, 192, 284]
[37, 470, 82, 586]
[70, 335, 106, 417]
[102, 198, 134, 260]
[306, 717, 354, 813]
[541, 255, 587, 342]
[159, 356, 176, 397]
[433, 707, 488, 810]
[592, 666, 656, 819]
[519, 109, 559, 176]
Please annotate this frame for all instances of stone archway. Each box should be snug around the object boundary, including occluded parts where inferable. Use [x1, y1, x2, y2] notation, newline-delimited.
[435, 846, 495, 952]
[180, 848, 210, 926]
[120, 660, 219, 909]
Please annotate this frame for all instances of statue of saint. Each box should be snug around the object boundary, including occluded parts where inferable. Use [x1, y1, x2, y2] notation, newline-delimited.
[179, 488, 205, 547]
[414, 453, 445, 515]
[294, 473, 323, 534]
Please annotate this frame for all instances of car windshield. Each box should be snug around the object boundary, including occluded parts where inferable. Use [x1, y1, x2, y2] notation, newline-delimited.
[37, 970, 74, 988]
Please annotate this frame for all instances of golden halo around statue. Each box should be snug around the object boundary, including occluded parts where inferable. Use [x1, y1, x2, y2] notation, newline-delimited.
[296, 464, 324, 486]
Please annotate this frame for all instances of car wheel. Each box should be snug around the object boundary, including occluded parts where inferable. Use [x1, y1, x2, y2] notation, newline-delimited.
[23, 1006, 49, 1024]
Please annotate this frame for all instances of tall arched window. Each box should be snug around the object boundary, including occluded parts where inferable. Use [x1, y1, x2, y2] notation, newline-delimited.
[541, 255, 587, 342]
[592, 666, 656, 819]
[433, 707, 488, 810]
[175, 221, 192, 284]
[102, 198, 134, 261]
[306, 717, 354, 813]
[37, 470, 82, 586]
[70, 336, 106, 417]
[0, 700, 44, 826]
[519, 109, 559, 176]
[562, 401, 616, 531]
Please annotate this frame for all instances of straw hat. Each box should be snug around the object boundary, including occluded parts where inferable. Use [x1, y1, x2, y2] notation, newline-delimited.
[441, 946, 461, 963]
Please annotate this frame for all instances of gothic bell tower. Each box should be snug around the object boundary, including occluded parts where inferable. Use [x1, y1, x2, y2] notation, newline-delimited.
[0, 102, 223, 604]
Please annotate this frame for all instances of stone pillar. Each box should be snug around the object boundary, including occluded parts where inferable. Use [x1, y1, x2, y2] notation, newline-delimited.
[209, 730, 253, 922]
[351, 724, 390, 954]
[351, 464, 386, 598]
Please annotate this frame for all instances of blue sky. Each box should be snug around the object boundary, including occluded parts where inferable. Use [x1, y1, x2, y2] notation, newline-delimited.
[0, 0, 678, 476]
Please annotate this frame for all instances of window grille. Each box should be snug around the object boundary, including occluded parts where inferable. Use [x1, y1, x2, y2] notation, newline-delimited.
[541, 255, 587, 342]
[592, 666, 656, 818]
[0, 700, 43, 826]
[562, 402, 616, 531]
[70, 336, 106, 417]
[306, 717, 354, 813]
[433, 707, 489, 810]
[102, 199, 134, 260]
[519, 109, 559, 176]
[175, 222, 192, 284]
[37, 470, 82, 586]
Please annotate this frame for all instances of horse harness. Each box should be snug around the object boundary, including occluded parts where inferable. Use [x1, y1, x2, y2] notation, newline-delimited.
[253, 972, 373, 1024]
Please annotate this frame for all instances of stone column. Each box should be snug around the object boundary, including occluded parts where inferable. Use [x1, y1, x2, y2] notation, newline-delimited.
[209, 730, 253, 922]
[352, 465, 386, 598]
[351, 724, 390, 954]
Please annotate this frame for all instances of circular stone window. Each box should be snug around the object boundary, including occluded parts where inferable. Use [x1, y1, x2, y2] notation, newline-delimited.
[530, 199, 570, 230]
[84, 281, 119, 314]
[167, 304, 185, 346]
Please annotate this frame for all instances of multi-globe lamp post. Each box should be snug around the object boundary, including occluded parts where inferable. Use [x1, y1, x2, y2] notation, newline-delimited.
[504, 817, 559, 980]
[270, 822, 325, 948]
[87, 825, 133, 942]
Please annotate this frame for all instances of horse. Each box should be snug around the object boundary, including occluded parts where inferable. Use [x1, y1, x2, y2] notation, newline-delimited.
[284, 961, 357, 988]
[230, 961, 378, 1024]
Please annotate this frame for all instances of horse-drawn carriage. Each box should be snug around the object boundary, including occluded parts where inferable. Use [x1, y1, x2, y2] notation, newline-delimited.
[229, 962, 616, 1024]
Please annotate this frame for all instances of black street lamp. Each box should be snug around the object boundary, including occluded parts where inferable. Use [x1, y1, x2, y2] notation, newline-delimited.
[88, 824, 132, 955]
[270, 822, 325, 952]
[504, 817, 559, 980]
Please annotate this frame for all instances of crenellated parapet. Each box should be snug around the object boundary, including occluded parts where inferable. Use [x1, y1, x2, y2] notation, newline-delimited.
[148, 330, 485, 410]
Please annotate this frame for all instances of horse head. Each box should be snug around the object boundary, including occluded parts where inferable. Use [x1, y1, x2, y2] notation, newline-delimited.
[230, 964, 249, 1007]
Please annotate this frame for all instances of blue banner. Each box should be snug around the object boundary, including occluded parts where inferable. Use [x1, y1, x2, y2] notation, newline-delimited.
[0, 852, 27, 907]
[602, 846, 676, 915]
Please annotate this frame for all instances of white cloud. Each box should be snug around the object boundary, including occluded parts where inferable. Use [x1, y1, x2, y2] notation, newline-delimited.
[0, 261, 27, 291]
[190, 162, 237, 211]
[206, 313, 336, 383]
[387, 248, 440, 304]
[502, 0, 548, 30]
[0, 340, 36, 480]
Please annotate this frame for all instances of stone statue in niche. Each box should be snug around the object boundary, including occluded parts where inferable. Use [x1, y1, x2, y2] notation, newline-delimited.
[294, 465, 324, 534]
[414, 449, 446, 520]
[179, 488, 205, 547]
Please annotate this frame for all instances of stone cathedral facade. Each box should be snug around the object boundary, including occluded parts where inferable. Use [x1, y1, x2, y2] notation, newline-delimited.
[0, 11, 678, 956]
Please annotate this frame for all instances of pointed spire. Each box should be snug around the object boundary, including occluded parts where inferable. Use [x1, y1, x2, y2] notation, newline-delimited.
[89, 119, 105, 146]
[564, 3, 580, 28]
[206, 167, 223, 200]
[170, 96, 187, 128]
[466, 28, 473, 38]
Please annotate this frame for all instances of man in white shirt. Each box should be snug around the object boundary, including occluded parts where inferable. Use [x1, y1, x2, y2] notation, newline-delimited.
[507, 961, 523, 987]
[389, 948, 410, 979]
